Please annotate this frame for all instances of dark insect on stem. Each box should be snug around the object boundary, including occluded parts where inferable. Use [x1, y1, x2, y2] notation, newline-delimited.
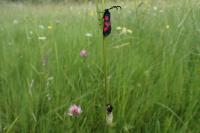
[102, 6, 122, 37]
[106, 104, 113, 114]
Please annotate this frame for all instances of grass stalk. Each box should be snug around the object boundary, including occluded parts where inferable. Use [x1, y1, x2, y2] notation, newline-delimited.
[102, 37, 108, 104]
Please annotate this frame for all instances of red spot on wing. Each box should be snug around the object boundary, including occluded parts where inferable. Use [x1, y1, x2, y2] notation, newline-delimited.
[104, 22, 110, 27]
[104, 27, 108, 32]
[104, 16, 109, 21]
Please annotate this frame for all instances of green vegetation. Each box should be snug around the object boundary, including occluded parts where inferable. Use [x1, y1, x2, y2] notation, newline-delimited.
[0, 0, 200, 132]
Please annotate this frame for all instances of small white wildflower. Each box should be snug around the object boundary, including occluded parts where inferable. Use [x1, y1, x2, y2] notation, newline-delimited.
[38, 36, 46, 40]
[127, 29, 133, 34]
[85, 33, 93, 37]
[153, 6, 158, 11]
[121, 27, 128, 34]
[122, 27, 127, 31]
[166, 25, 170, 29]
[116, 26, 122, 30]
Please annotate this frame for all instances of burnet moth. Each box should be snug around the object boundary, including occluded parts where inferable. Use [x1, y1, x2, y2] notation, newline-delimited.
[102, 6, 122, 37]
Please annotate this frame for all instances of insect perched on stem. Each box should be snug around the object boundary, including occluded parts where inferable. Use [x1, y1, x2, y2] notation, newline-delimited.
[102, 6, 122, 37]
[106, 104, 113, 126]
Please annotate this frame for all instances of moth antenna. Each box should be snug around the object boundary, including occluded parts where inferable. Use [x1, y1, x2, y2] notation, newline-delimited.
[109, 6, 122, 10]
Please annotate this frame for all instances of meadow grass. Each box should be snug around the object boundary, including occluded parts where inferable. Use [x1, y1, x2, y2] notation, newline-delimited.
[0, 0, 200, 132]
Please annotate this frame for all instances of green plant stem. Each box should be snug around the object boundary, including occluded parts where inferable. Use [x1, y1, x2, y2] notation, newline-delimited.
[103, 37, 108, 104]
[103, 37, 109, 133]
